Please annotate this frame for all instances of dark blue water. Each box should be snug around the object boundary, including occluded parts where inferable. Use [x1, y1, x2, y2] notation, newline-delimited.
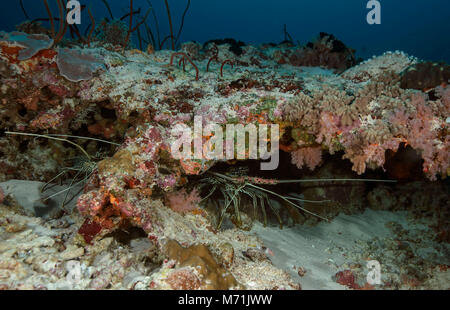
[1, 0, 449, 62]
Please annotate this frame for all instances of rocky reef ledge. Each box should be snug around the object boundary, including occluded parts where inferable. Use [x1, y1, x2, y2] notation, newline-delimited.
[0, 32, 448, 289]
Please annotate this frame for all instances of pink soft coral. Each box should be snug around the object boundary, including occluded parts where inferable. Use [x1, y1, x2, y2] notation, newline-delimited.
[345, 139, 402, 175]
[436, 85, 450, 108]
[291, 146, 322, 170]
[316, 112, 341, 154]
[166, 188, 201, 214]
[404, 93, 448, 180]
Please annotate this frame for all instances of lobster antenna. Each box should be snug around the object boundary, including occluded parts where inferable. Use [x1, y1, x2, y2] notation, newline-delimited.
[5, 131, 91, 160]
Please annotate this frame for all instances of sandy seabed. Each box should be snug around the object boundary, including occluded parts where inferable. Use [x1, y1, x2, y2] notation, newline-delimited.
[0, 180, 448, 290]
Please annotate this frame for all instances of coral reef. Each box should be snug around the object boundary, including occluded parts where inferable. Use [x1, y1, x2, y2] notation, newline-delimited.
[15, 21, 52, 37]
[281, 57, 449, 180]
[0, 189, 301, 289]
[269, 32, 357, 72]
[203, 38, 246, 57]
[1, 31, 448, 184]
[93, 19, 130, 49]
[1, 28, 448, 195]
[291, 146, 322, 171]
[332, 218, 450, 289]
[57, 48, 105, 82]
[0, 28, 448, 289]
[163, 239, 241, 289]
[0, 31, 53, 61]
[289, 32, 357, 72]
[400, 61, 450, 91]
[165, 188, 201, 214]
